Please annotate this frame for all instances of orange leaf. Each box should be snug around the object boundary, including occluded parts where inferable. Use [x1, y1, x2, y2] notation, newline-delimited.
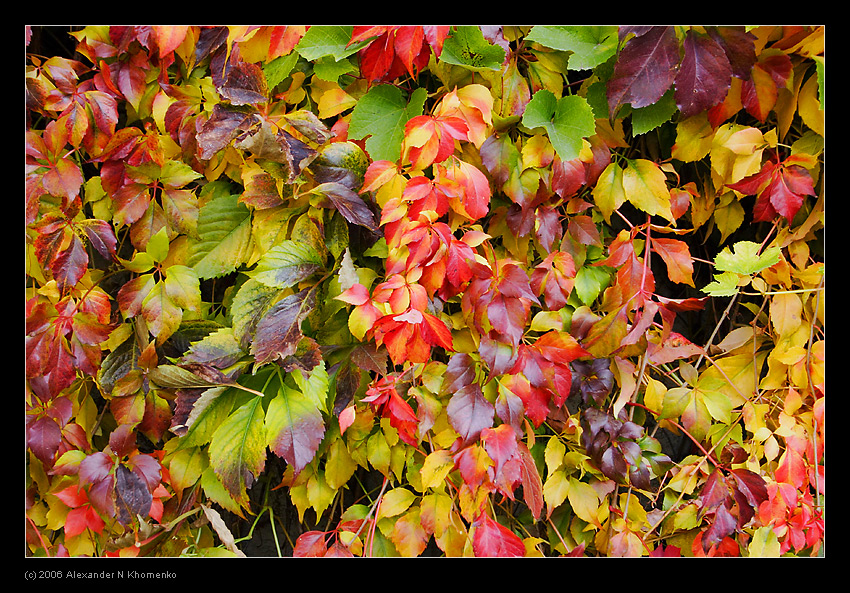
[651, 237, 695, 286]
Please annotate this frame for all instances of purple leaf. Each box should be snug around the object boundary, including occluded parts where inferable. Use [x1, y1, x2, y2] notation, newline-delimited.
[674, 30, 732, 118]
[607, 26, 680, 115]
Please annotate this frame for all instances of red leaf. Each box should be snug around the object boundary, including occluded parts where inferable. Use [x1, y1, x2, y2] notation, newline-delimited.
[293, 531, 328, 557]
[531, 251, 576, 311]
[404, 114, 469, 170]
[480, 424, 518, 476]
[473, 513, 525, 557]
[517, 441, 544, 520]
[385, 389, 420, 447]
[51, 234, 89, 292]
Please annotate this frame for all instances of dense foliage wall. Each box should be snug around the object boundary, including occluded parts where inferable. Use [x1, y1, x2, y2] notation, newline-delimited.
[25, 25, 824, 557]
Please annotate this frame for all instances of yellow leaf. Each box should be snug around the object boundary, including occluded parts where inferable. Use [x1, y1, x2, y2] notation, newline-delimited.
[592, 162, 626, 223]
[798, 74, 824, 137]
[420, 449, 455, 491]
[710, 123, 766, 186]
[543, 468, 569, 515]
[318, 87, 357, 119]
[672, 113, 714, 162]
[770, 293, 803, 337]
[622, 159, 673, 221]
[748, 526, 781, 557]
[377, 487, 416, 520]
[567, 477, 602, 528]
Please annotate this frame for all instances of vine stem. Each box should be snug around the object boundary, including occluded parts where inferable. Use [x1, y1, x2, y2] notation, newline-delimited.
[626, 401, 719, 467]
[349, 475, 389, 556]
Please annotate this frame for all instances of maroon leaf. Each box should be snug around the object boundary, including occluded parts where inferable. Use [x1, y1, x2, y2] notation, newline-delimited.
[114, 464, 152, 525]
[607, 26, 680, 115]
[702, 503, 738, 552]
[78, 219, 118, 261]
[196, 104, 258, 160]
[674, 30, 733, 118]
[217, 61, 268, 106]
[707, 26, 757, 79]
[316, 182, 380, 233]
[446, 383, 495, 446]
[250, 287, 317, 365]
[26, 415, 62, 466]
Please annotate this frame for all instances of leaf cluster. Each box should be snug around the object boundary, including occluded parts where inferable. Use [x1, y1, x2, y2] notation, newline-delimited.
[26, 25, 824, 558]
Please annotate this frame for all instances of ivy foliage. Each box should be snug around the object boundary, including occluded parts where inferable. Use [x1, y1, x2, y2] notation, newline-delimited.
[26, 25, 824, 557]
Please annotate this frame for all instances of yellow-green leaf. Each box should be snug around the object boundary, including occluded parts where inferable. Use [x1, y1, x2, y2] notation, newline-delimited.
[622, 159, 673, 220]
[592, 161, 626, 223]
[378, 487, 416, 520]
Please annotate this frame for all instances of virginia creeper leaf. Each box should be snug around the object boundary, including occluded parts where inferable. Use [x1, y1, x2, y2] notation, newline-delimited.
[208, 395, 267, 510]
[266, 383, 325, 478]
[674, 30, 732, 118]
[607, 26, 679, 115]
[348, 85, 427, 162]
[251, 287, 317, 366]
[249, 240, 324, 289]
[188, 192, 252, 279]
[526, 26, 618, 70]
[522, 90, 596, 162]
[439, 26, 506, 72]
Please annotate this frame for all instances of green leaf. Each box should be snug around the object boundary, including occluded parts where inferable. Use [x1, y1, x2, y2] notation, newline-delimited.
[525, 26, 618, 70]
[294, 25, 365, 61]
[574, 266, 610, 306]
[266, 383, 325, 478]
[208, 395, 267, 510]
[249, 240, 324, 289]
[439, 26, 506, 72]
[521, 90, 596, 162]
[702, 271, 742, 297]
[631, 90, 678, 135]
[713, 241, 781, 276]
[291, 359, 330, 414]
[189, 193, 252, 279]
[348, 85, 427, 162]
[171, 387, 236, 448]
[263, 52, 300, 90]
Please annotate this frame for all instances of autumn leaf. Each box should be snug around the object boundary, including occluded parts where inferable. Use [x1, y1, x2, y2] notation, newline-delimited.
[447, 384, 495, 446]
[403, 113, 469, 170]
[208, 395, 267, 512]
[622, 159, 674, 220]
[674, 29, 732, 118]
[726, 153, 816, 222]
[651, 237, 695, 286]
[472, 513, 525, 557]
[250, 287, 317, 366]
[607, 26, 680, 116]
[266, 383, 325, 478]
